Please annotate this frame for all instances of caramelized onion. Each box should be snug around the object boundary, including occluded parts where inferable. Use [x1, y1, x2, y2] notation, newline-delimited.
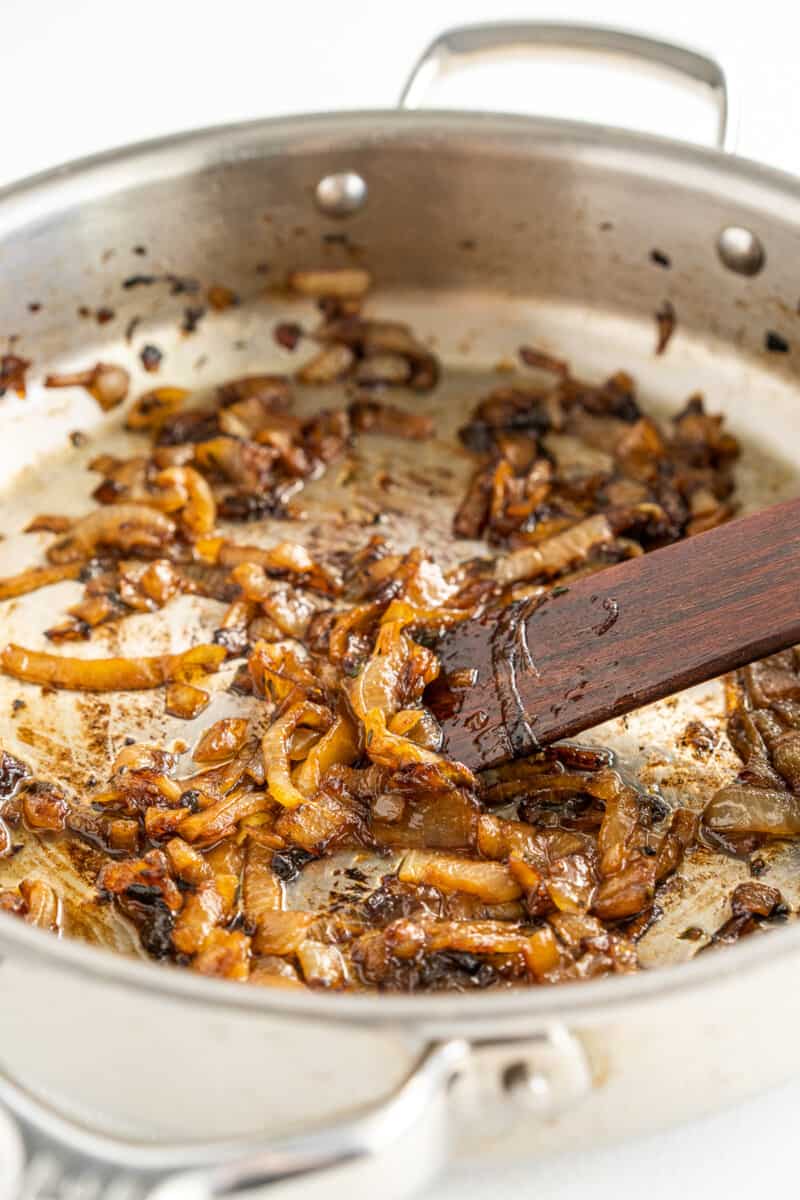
[193, 928, 250, 979]
[0, 302, 763, 995]
[288, 268, 371, 299]
[178, 790, 269, 846]
[48, 505, 175, 563]
[45, 362, 130, 411]
[127, 387, 188, 431]
[1, 642, 225, 691]
[296, 344, 355, 385]
[193, 718, 249, 764]
[165, 682, 211, 719]
[297, 941, 346, 988]
[292, 714, 359, 797]
[704, 784, 800, 836]
[496, 514, 614, 585]
[172, 884, 225, 954]
[242, 839, 284, 927]
[253, 910, 316, 955]
[0, 562, 82, 599]
[19, 878, 61, 931]
[155, 466, 217, 535]
[399, 850, 521, 903]
[263, 702, 332, 809]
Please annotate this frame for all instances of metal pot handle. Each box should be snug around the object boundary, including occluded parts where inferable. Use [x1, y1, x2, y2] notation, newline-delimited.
[2, 1027, 592, 1199]
[398, 21, 737, 153]
[1, 1041, 464, 1200]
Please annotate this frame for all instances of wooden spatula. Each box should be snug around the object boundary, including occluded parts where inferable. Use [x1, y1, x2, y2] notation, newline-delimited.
[430, 496, 800, 772]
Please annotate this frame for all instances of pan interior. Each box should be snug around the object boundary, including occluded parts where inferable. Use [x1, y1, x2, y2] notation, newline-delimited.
[1, 278, 799, 976]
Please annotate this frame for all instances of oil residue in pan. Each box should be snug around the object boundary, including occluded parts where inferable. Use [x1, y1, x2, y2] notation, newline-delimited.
[1, 284, 800, 987]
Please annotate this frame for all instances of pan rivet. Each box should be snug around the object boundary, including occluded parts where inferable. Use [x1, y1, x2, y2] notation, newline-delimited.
[717, 226, 765, 276]
[315, 171, 368, 218]
[501, 1061, 552, 1113]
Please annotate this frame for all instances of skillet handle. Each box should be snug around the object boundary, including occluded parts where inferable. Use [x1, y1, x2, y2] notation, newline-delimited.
[0, 1042, 465, 1200]
[1, 1029, 592, 1199]
[398, 22, 737, 153]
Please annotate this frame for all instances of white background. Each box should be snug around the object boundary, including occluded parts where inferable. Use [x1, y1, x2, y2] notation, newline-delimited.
[2, 1, 799, 1196]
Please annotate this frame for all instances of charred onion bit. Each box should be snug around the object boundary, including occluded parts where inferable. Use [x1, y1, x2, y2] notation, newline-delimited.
[0, 354, 31, 398]
[3, 295, 793, 994]
[45, 362, 130, 411]
[705, 881, 788, 947]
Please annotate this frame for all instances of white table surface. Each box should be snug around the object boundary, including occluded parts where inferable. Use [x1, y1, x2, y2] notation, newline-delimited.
[3, 1, 799, 1196]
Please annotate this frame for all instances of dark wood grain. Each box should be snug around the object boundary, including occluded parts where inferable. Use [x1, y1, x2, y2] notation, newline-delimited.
[432, 497, 800, 771]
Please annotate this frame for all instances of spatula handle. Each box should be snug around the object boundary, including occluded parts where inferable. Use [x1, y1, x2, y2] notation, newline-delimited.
[441, 496, 800, 769]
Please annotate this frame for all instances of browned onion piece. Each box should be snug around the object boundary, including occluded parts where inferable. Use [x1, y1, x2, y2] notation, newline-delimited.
[524, 925, 562, 980]
[249, 960, 305, 988]
[398, 850, 522, 903]
[519, 346, 569, 376]
[288, 268, 371, 299]
[97, 850, 183, 911]
[193, 436, 276, 490]
[172, 884, 225, 954]
[112, 743, 178, 776]
[215, 540, 340, 595]
[362, 709, 465, 775]
[296, 344, 355, 385]
[263, 701, 332, 809]
[24, 514, 73, 534]
[165, 682, 211, 719]
[546, 854, 596, 914]
[0, 562, 82, 599]
[292, 714, 359, 797]
[496, 514, 614, 585]
[19, 878, 61, 931]
[22, 786, 69, 831]
[126, 387, 188, 431]
[0, 642, 225, 691]
[178, 790, 269, 847]
[242, 839, 284, 929]
[354, 356, 413, 388]
[144, 807, 191, 839]
[193, 928, 251, 979]
[193, 718, 249, 763]
[349, 399, 433, 438]
[0, 354, 31, 398]
[703, 784, 800, 836]
[45, 362, 130, 411]
[592, 858, 655, 921]
[165, 837, 213, 886]
[422, 918, 531, 956]
[274, 789, 360, 851]
[371, 789, 476, 850]
[207, 284, 238, 312]
[297, 941, 346, 988]
[47, 505, 176, 564]
[253, 910, 316, 955]
[155, 466, 217, 535]
[217, 374, 292, 411]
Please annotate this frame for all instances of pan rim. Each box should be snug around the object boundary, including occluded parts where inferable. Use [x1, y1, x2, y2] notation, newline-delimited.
[1, 108, 800, 236]
[2, 901, 797, 1028]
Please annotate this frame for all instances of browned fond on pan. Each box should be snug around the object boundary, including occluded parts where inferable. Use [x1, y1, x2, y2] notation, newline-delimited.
[1, 274, 800, 991]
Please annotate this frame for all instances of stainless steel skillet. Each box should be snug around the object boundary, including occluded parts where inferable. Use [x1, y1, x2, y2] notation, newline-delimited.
[2, 21, 800, 1200]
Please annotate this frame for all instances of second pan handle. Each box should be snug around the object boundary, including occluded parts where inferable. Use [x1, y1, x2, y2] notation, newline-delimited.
[1, 1028, 592, 1200]
[398, 21, 737, 153]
